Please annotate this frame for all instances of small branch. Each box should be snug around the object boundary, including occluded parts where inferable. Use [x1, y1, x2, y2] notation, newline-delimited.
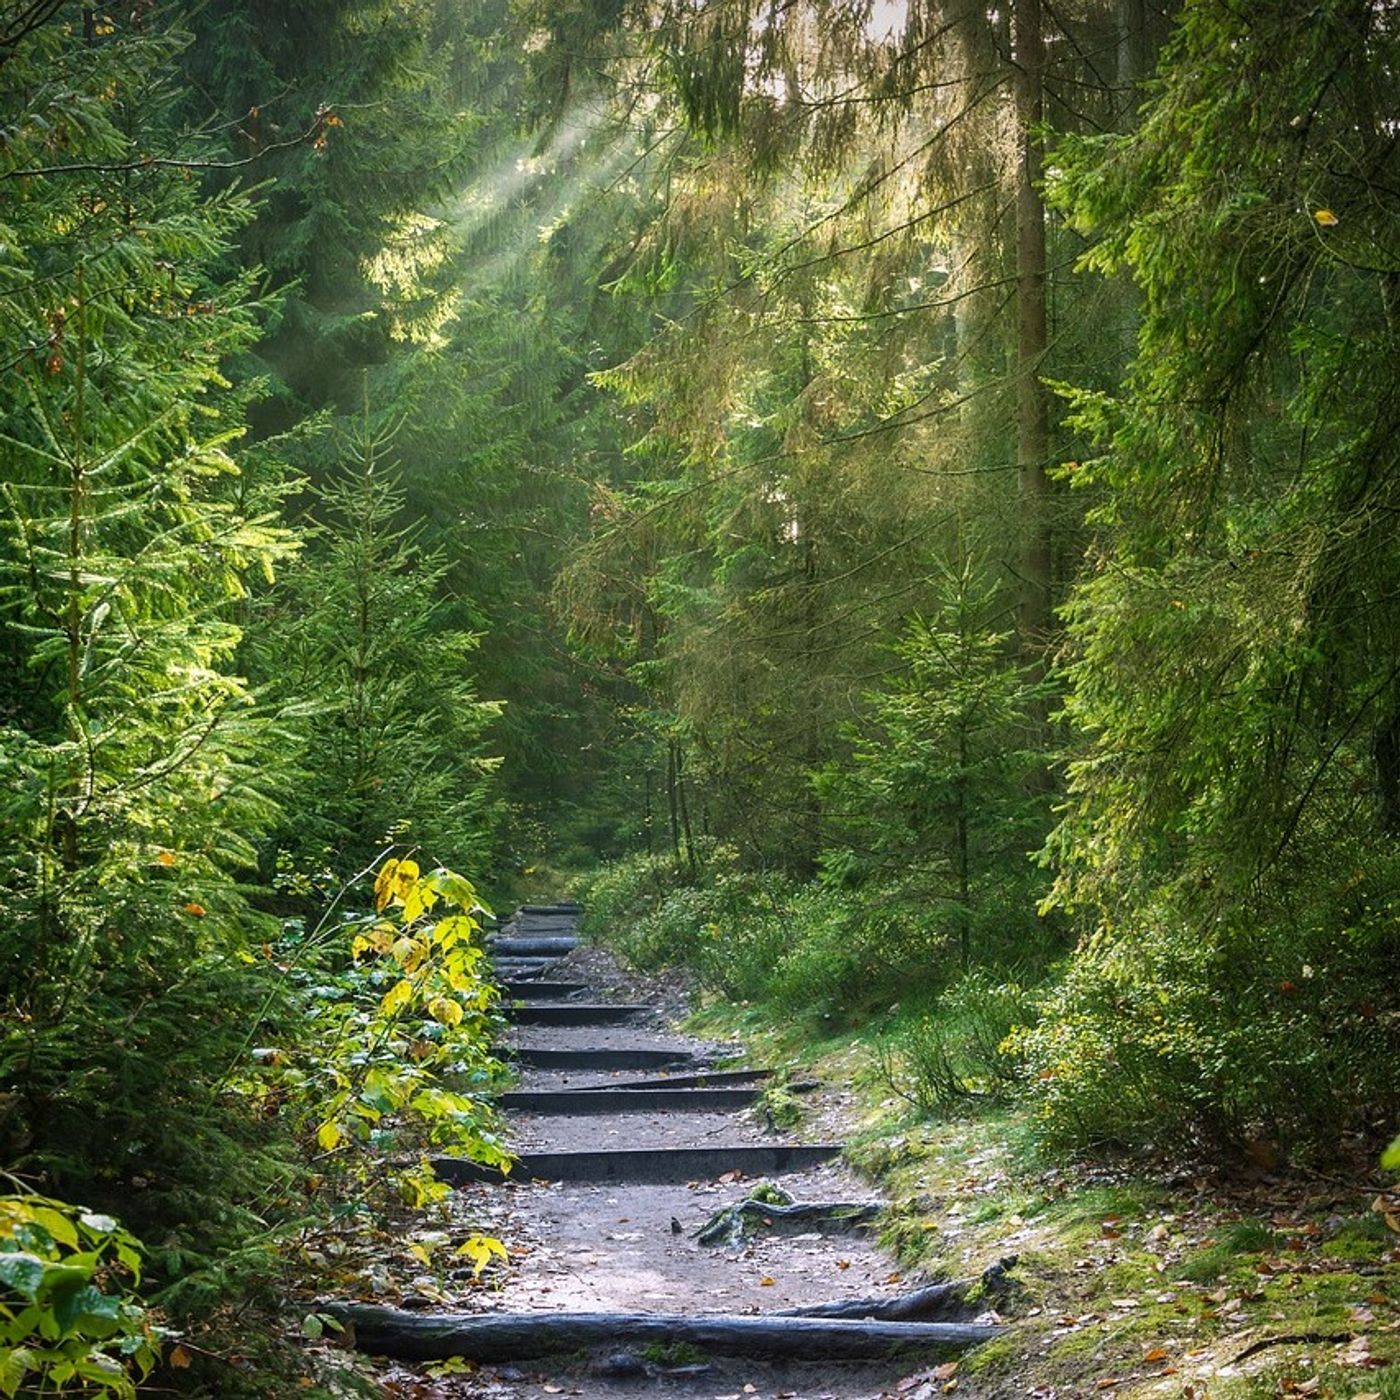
[3, 113, 331, 181]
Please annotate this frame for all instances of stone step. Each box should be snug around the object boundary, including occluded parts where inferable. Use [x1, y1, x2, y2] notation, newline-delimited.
[497, 1087, 760, 1115]
[500, 980, 590, 1000]
[432, 1142, 844, 1185]
[487, 936, 580, 958]
[504, 1002, 648, 1027]
[490, 958, 563, 979]
[572, 1067, 773, 1092]
[510, 1046, 702, 1072]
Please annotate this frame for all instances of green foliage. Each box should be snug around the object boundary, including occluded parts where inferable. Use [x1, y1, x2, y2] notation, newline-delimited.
[241, 857, 510, 1208]
[1010, 893, 1400, 1156]
[817, 558, 1056, 968]
[0, 1194, 157, 1398]
[1024, 0, 1400, 1156]
[580, 846, 1042, 1026]
[0, 8, 300, 1258]
[878, 974, 1036, 1119]
[251, 417, 502, 876]
[183, 0, 482, 420]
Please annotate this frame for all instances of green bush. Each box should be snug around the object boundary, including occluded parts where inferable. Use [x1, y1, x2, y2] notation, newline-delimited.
[0, 1194, 158, 1398]
[878, 973, 1037, 1118]
[578, 848, 1050, 1029]
[1009, 892, 1400, 1158]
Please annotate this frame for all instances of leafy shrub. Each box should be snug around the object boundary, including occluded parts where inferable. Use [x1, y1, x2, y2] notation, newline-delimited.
[0, 1194, 158, 1398]
[242, 857, 511, 1209]
[878, 973, 1037, 1118]
[579, 845, 1052, 1028]
[574, 842, 748, 971]
[1009, 893, 1400, 1158]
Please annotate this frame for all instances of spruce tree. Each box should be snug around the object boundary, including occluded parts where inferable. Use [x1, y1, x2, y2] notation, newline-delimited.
[254, 414, 502, 877]
[0, 10, 298, 1236]
[818, 560, 1053, 968]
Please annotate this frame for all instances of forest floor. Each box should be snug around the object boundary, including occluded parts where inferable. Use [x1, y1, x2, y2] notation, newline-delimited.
[693, 1009, 1400, 1400]
[303, 934, 1400, 1400]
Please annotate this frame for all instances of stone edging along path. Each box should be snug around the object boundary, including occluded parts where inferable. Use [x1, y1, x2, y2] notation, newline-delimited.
[330, 903, 1009, 1398]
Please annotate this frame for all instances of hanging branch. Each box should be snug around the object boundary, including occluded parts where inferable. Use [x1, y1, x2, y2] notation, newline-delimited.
[0, 0, 65, 67]
[2, 108, 337, 181]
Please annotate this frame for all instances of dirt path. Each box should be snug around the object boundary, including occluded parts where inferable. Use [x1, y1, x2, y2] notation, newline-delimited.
[371, 909, 984, 1400]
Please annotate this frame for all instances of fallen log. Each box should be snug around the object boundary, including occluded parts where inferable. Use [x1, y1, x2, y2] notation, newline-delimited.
[697, 1197, 881, 1246]
[323, 1303, 1000, 1362]
[778, 1281, 968, 1321]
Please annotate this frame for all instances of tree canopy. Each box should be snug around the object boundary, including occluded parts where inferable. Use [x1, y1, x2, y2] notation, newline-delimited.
[0, 0, 1396, 1391]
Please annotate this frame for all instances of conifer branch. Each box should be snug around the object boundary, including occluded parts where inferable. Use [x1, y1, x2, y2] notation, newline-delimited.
[0, 0, 65, 65]
[2, 114, 331, 181]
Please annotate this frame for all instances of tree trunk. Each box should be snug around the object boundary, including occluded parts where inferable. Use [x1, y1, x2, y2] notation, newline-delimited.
[59, 264, 88, 872]
[665, 737, 682, 864]
[956, 724, 971, 968]
[1116, 0, 1149, 120]
[675, 740, 698, 877]
[1012, 0, 1053, 653]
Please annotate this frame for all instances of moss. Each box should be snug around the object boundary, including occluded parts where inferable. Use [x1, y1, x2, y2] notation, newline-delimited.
[1175, 1220, 1280, 1282]
[1321, 1210, 1390, 1259]
[639, 1341, 707, 1366]
[961, 1333, 1017, 1375]
[756, 1084, 804, 1129]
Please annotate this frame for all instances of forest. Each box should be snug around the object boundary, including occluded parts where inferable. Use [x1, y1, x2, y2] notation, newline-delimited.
[0, 0, 1397, 1395]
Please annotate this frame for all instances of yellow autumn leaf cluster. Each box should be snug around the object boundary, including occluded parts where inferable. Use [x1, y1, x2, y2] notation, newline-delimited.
[374, 857, 439, 922]
[454, 1233, 508, 1276]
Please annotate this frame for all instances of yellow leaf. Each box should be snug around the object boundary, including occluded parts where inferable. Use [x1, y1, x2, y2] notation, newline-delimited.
[454, 1233, 508, 1276]
[31, 1206, 79, 1249]
[379, 979, 415, 1017]
[374, 859, 399, 911]
[390, 934, 421, 965]
[402, 886, 425, 923]
[428, 996, 463, 1027]
[316, 1120, 342, 1151]
[1314, 208, 1339, 226]
[433, 914, 475, 949]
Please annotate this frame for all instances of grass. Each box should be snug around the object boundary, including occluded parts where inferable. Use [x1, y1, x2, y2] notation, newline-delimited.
[687, 998, 1400, 1399]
